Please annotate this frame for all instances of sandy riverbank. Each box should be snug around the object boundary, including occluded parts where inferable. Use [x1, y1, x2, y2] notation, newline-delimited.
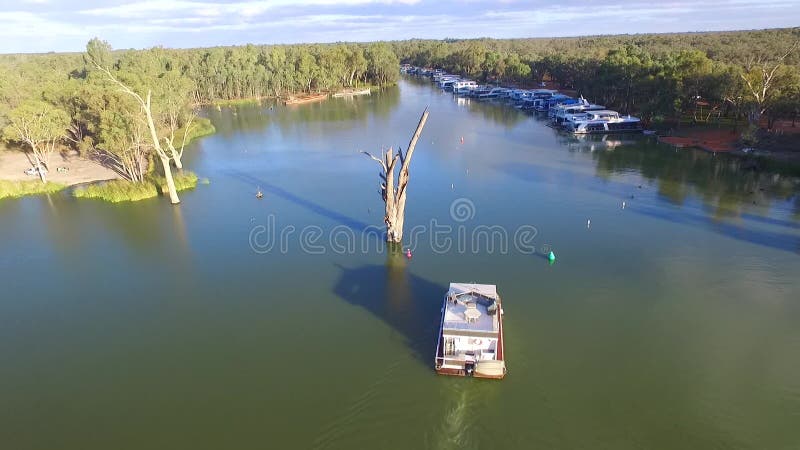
[0, 150, 121, 186]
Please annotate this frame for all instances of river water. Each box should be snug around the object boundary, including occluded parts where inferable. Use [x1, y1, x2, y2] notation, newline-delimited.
[2, 77, 800, 450]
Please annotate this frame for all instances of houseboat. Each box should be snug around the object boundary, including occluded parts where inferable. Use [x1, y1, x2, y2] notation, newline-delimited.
[452, 80, 478, 95]
[435, 283, 506, 379]
[477, 87, 509, 100]
[550, 99, 606, 125]
[568, 110, 643, 134]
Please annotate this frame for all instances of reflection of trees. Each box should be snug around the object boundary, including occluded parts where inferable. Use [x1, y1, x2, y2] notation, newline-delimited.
[592, 140, 799, 218]
[465, 101, 527, 128]
[404, 75, 526, 128]
[203, 87, 401, 138]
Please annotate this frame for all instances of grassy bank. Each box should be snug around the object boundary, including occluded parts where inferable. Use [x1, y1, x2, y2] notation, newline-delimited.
[211, 97, 269, 107]
[73, 172, 200, 203]
[182, 117, 216, 143]
[0, 180, 67, 200]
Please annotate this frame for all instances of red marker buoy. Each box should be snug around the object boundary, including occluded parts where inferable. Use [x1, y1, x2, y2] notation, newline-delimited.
[405, 249, 412, 259]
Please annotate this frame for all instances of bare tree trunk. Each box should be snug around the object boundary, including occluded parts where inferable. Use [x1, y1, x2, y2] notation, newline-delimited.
[159, 154, 180, 203]
[33, 152, 46, 183]
[142, 92, 180, 204]
[363, 108, 429, 243]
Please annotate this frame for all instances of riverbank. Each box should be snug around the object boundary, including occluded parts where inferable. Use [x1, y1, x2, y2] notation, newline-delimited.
[0, 117, 216, 202]
[658, 128, 739, 153]
[203, 85, 387, 107]
[0, 150, 121, 186]
[655, 124, 800, 175]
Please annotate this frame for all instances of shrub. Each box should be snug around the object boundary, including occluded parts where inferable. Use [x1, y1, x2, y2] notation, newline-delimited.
[0, 180, 66, 200]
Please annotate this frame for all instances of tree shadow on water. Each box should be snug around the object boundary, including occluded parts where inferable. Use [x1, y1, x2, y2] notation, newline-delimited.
[332, 252, 446, 367]
[224, 168, 371, 232]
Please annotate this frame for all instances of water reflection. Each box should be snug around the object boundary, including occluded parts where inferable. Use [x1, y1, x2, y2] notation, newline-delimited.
[332, 260, 444, 366]
[204, 87, 401, 138]
[402, 76, 526, 128]
[592, 140, 800, 218]
[496, 159, 800, 253]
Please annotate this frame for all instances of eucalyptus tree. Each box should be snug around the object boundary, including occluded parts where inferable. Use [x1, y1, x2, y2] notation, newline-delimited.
[740, 42, 800, 123]
[2, 100, 70, 182]
[86, 38, 183, 204]
[97, 96, 150, 183]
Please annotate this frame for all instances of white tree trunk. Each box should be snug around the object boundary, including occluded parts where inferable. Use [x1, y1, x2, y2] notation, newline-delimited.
[159, 155, 180, 204]
[363, 109, 429, 243]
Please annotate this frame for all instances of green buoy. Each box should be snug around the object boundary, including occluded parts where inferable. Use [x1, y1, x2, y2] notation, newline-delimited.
[548, 251, 556, 262]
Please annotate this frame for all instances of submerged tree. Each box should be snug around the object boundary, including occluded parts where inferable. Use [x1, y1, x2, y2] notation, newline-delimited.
[362, 108, 429, 243]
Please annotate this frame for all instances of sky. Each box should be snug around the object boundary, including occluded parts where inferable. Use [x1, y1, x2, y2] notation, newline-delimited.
[0, 0, 798, 53]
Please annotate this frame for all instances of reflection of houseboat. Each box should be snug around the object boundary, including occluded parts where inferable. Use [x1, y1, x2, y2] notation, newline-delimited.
[435, 283, 506, 379]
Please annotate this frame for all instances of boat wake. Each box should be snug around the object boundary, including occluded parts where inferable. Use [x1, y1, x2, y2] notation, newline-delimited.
[426, 386, 487, 450]
[311, 359, 403, 450]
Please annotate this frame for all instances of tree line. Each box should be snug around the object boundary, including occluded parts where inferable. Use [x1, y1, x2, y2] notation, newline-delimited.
[1, 29, 798, 203]
[0, 39, 399, 202]
[392, 28, 800, 127]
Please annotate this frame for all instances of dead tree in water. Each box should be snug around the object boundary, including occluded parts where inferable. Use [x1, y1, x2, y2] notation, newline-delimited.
[362, 108, 429, 243]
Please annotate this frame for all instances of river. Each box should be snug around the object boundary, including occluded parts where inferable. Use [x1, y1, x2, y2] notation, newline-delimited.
[1, 77, 799, 449]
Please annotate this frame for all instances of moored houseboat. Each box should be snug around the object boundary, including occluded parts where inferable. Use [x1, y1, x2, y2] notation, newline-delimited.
[435, 283, 506, 379]
[569, 110, 643, 134]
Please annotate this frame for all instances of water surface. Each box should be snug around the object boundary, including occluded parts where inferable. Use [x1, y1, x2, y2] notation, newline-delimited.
[2, 78, 799, 450]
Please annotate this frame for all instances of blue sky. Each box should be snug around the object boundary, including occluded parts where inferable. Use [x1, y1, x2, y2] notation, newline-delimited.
[1, 0, 798, 53]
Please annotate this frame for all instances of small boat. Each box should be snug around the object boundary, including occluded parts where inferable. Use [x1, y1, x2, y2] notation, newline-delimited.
[435, 283, 506, 379]
[332, 88, 371, 98]
[283, 93, 327, 105]
[256, 187, 263, 199]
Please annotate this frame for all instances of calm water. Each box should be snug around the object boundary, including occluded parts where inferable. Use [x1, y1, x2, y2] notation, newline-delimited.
[2, 78, 800, 450]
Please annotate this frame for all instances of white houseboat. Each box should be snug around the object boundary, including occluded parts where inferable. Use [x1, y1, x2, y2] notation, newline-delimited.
[435, 283, 506, 379]
[568, 110, 643, 134]
[551, 99, 606, 125]
[452, 80, 478, 95]
[477, 87, 509, 100]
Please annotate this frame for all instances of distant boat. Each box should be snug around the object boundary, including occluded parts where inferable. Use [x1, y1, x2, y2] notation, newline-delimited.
[283, 93, 327, 105]
[332, 88, 371, 98]
[435, 282, 507, 379]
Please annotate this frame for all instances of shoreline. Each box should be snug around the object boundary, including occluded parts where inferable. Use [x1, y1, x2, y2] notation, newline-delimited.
[0, 117, 217, 201]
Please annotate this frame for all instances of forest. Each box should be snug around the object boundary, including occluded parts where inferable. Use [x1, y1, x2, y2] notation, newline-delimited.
[0, 28, 798, 202]
[392, 28, 800, 128]
[0, 39, 399, 201]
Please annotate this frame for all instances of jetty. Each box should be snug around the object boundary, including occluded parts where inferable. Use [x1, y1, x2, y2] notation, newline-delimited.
[435, 283, 506, 379]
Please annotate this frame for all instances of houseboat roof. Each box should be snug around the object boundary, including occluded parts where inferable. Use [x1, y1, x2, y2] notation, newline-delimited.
[443, 283, 500, 335]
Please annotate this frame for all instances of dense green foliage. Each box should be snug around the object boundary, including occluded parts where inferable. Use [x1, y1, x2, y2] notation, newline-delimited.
[0, 39, 399, 193]
[0, 180, 66, 199]
[73, 171, 198, 202]
[393, 29, 800, 126]
[0, 28, 798, 192]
